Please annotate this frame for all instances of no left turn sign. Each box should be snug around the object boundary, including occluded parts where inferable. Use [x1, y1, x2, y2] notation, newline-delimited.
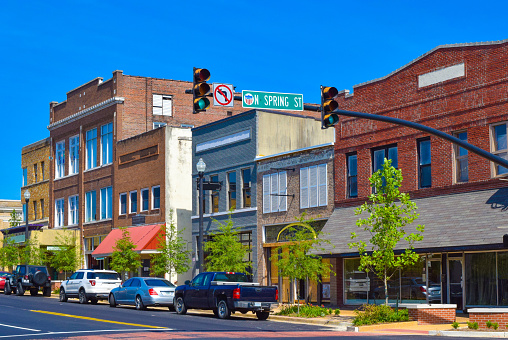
[213, 83, 234, 107]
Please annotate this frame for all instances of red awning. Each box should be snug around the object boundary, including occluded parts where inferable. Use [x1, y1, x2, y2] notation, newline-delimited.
[92, 224, 164, 258]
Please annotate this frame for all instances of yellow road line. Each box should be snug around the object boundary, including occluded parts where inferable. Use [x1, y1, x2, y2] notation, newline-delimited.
[30, 310, 166, 329]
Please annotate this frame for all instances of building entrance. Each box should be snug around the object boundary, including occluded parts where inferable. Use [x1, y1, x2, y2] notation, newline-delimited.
[448, 258, 464, 310]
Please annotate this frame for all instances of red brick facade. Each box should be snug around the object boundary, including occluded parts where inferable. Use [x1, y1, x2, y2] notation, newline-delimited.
[469, 310, 508, 330]
[407, 307, 456, 325]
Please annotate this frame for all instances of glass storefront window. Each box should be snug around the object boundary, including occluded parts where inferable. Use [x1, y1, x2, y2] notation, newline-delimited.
[499, 252, 508, 306]
[466, 253, 497, 306]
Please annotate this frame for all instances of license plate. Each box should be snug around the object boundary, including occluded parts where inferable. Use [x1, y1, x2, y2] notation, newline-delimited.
[254, 302, 261, 307]
[161, 291, 174, 296]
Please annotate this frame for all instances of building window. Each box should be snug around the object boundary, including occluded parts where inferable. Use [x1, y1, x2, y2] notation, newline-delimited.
[69, 195, 79, 225]
[211, 175, 219, 213]
[227, 171, 237, 210]
[22, 167, 27, 186]
[347, 154, 358, 198]
[56, 140, 65, 179]
[40, 199, 44, 218]
[33, 201, 38, 220]
[130, 191, 137, 214]
[85, 190, 96, 222]
[153, 94, 172, 116]
[101, 123, 113, 165]
[453, 131, 468, 182]
[141, 188, 149, 212]
[152, 186, 160, 210]
[69, 135, 79, 175]
[86, 128, 97, 170]
[492, 122, 508, 176]
[263, 171, 287, 213]
[55, 198, 64, 228]
[373, 145, 398, 173]
[34, 163, 38, 183]
[22, 204, 27, 222]
[100, 186, 113, 219]
[242, 169, 251, 208]
[119, 193, 127, 215]
[153, 122, 167, 129]
[300, 164, 327, 208]
[418, 138, 432, 188]
[41, 161, 45, 181]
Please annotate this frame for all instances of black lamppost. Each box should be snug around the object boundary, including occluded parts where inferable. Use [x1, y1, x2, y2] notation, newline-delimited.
[196, 158, 206, 273]
[23, 190, 30, 265]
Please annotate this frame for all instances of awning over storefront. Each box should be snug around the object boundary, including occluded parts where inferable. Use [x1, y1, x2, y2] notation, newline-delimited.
[92, 224, 164, 258]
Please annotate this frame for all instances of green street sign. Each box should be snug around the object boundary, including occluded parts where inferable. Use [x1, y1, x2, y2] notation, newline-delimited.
[242, 90, 303, 111]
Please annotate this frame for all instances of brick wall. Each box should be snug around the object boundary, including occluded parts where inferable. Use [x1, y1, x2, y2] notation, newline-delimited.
[407, 308, 456, 325]
[469, 311, 508, 330]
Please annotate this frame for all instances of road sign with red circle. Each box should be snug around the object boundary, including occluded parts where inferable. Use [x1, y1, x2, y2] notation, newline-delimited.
[213, 83, 234, 107]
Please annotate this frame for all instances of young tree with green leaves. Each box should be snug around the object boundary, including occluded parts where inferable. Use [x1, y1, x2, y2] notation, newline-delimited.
[8, 209, 22, 227]
[270, 212, 333, 305]
[19, 232, 46, 266]
[110, 228, 141, 279]
[150, 211, 190, 279]
[204, 214, 251, 274]
[50, 229, 82, 279]
[0, 235, 20, 271]
[348, 158, 425, 305]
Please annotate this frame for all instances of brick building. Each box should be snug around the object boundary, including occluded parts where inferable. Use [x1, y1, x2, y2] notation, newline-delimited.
[319, 39, 508, 309]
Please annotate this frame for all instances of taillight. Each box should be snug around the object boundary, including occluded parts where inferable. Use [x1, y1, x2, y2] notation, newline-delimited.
[233, 287, 241, 300]
[24, 275, 29, 280]
[420, 286, 426, 293]
[275, 289, 279, 301]
[89, 280, 96, 286]
[48, 276, 51, 281]
[226, 272, 235, 274]
[149, 288, 158, 296]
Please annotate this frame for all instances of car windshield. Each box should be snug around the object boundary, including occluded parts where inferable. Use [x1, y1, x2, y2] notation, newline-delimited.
[89, 272, 120, 280]
[144, 279, 175, 287]
[28, 266, 47, 274]
[213, 273, 248, 282]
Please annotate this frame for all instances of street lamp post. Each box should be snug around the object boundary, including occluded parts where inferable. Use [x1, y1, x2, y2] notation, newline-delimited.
[196, 158, 206, 273]
[23, 190, 30, 265]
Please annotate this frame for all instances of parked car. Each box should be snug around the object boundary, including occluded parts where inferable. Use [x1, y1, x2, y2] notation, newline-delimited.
[345, 271, 370, 295]
[4, 265, 51, 296]
[174, 272, 278, 320]
[371, 277, 441, 302]
[108, 277, 176, 310]
[0, 272, 12, 290]
[59, 269, 121, 304]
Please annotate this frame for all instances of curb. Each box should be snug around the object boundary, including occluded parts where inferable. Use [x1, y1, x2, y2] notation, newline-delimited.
[430, 330, 508, 338]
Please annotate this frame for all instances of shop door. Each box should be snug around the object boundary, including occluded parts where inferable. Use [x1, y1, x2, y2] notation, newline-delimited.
[427, 260, 442, 303]
[448, 259, 463, 310]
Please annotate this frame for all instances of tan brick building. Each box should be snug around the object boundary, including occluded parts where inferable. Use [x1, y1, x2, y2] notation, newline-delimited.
[0, 200, 23, 231]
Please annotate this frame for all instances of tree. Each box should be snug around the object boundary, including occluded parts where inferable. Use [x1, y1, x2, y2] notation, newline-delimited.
[19, 232, 46, 266]
[110, 228, 141, 279]
[204, 214, 251, 274]
[50, 229, 82, 278]
[8, 209, 22, 227]
[270, 212, 333, 305]
[150, 211, 190, 279]
[348, 158, 425, 305]
[0, 235, 20, 271]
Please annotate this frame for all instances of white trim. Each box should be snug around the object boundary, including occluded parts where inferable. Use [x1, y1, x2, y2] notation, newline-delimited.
[129, 190, 137, 214]
[255, 143, 334, 161]
[196, 129, 251, 153]
[151, 186, 160, 210]
[191, 207, 257, 219]
[140, 188, 149, 212]
[468, 308, 508, 313]
[68, 194, 79, 226]
[69, 135, 80, 175]
[119, 192, 127, 215]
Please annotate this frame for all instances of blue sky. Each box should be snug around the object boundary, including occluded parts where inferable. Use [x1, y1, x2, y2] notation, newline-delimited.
[1, 1, 507, 200]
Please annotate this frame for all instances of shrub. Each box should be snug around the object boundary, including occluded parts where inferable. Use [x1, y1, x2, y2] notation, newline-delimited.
[334, 309, 341, 316]
[352, 304, 409, 326]
[276, 304, 332, 318]
[486, 320, 493, 329]
[467, 321, 479, 330]
[493, 322, 499, 330]
[451, 321, 459, 329]
[52, 287, 60, 294]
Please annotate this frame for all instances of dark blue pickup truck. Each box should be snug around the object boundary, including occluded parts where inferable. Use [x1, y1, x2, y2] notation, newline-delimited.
[174, 272, 278, 320]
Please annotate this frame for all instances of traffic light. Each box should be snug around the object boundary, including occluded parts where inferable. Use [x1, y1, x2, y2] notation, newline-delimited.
[321, 85, 339, 129]
[193, 68, 211, 114]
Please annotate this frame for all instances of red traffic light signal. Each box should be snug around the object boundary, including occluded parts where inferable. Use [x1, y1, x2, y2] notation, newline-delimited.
[193, 68, 211, 114]
[321, 86, 339, 129]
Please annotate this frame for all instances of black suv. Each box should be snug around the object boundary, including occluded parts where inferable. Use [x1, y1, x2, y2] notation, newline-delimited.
[4, 265, 51, 296]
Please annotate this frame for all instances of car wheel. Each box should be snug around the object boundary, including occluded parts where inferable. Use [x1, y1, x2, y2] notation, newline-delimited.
[256, 311, 270, 320]
[16, 282, 24, 296]
[30, 288, 38, 296]
[109, 294, 116, 307]
[59, 288, 68, 302]
[4, 282, 11, 295]
[135, 295, 146, 310]
[43, 287, 51, 297]
[217, 299, 230, 319]
[175, 297, 187, 315]
[78, 289, 88, 304]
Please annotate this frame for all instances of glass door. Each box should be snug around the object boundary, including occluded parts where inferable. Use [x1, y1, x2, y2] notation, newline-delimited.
[448, 258, 464, 310]
[427, 259, 442, 304]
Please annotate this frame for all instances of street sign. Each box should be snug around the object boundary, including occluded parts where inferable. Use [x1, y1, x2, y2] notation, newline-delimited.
[213, 83, 234, 107]
[242, 90, 303, 111]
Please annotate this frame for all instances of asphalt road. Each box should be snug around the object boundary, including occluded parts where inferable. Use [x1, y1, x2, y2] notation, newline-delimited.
[0, 293, 490, 339]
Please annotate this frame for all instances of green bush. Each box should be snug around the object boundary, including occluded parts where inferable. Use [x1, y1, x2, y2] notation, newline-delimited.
[451, 321, 459, 329]
[334, 309, 341, 316]
[493, 322, 499, 330]
[52, 287, 60, 294]
[276, 304, 332, 318]
[467, 321, 479, 330]
[486, 320, 493, 328]
[352, 304, 409, 326]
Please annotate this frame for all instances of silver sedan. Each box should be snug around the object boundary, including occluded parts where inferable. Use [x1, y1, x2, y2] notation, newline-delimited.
[108, 277, 176, 310]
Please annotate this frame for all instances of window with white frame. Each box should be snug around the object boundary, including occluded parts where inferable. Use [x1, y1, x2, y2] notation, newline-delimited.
[153, 94, 172, 116]
[101, 123, 113, 165]
[69, 195, 79, 225]
[263, 171, 287, 213]
[119, 193, 127, 215]
[55, 198, 64, 228]
[453, 131, 468, 182]
[347, 154, 358, 198]
[86, 128, 97, 170]
[130, 191, 137, 214]
[153, 122, 167, 129]
[100, 186, 113, 219]
[492, 122, 508, 176]
[300, 164, 327, 209]
[69, 135, 79, 175]
[152, 186, 160, 210]
[55, 140, 65, 179]
[85, 190, 96, 222]
[141, 188, 149, 212]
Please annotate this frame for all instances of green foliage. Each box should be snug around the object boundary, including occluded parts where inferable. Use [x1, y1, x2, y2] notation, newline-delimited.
[150, 211, 190, 278]
[204, 214, 251, 274]
[486, 320, 493, 328]
[110, 228, 141, 276]
[0, 235, 21, 271]
[348, 158, 424, 305]
[451, 321, 459, 329]
[276, 304, 332, 318]
[53, 287, 60, 294]
[352, 304, 409, 326]
[9, 209, 22, 227]
[467, 321, 479, 330]
[49, 229, 81, 277]
[334, 308, 341, 316]
[20, 233, 46, 265]
[493, 322, 499, 330]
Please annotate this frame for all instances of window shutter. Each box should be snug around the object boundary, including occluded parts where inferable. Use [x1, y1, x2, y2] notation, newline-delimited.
[153, 94, 163, 115]
[300, 167, 308, 209]
[309, 166, 318, 207]
[278, 171, 287, 212]
[270, 173, 278, 212]
[263, 175, 270, 213]
[162, 96, 172, 116]
[318, 164, 327, 206]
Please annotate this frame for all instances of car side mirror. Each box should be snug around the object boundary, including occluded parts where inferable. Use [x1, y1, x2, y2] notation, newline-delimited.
[185, 280, 190, 285]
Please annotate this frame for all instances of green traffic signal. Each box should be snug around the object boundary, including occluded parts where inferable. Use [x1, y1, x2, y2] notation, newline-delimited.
[321, 86, 339, 129]
[193, 67, 211, 114]
[194, 97, 210, 111]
